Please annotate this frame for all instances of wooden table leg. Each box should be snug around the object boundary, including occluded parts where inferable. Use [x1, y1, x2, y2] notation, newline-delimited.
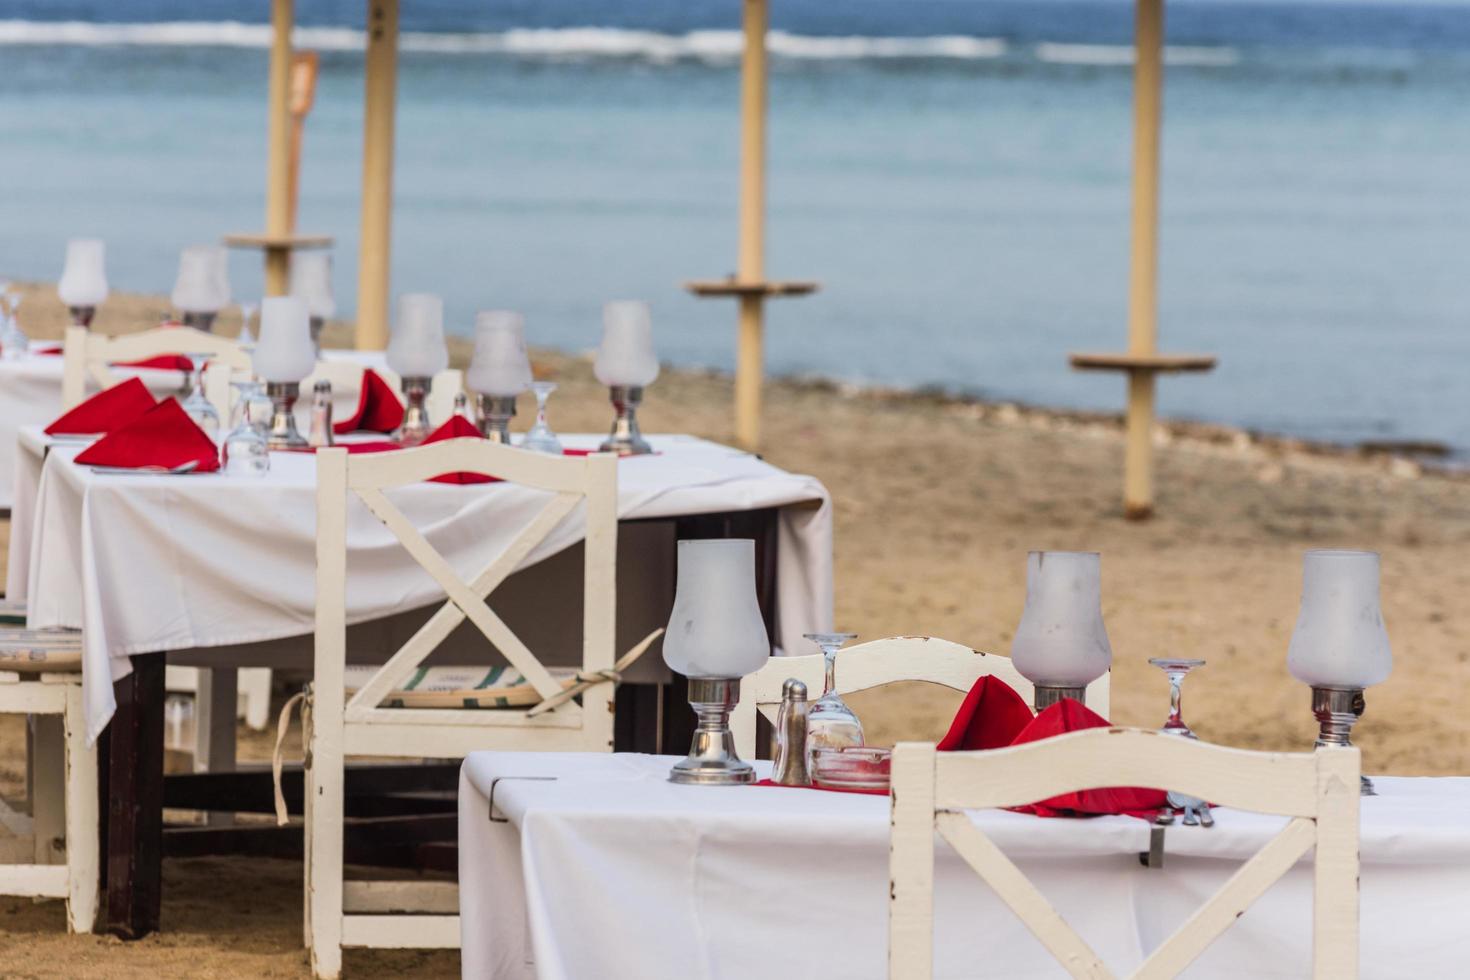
[107, 652, 165, 940]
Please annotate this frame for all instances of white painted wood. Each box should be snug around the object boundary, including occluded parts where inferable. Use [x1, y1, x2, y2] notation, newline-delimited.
[306, 445, 620, 972]
[0, 864, 68, 898]
[936, 811, 1114, 980]
[61, 324, 252, 410]
[0, 683, 67, 713]
[341, 913, 461, 948]
[62, 684, 98, 933]
[888, 730, 1361, 980]
[342, 879, 459, 914]
[734, 637, 1108, 759]
[29, 715, 64, 865]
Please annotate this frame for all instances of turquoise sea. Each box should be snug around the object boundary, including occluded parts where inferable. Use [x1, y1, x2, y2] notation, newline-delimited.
[1, 0, 1468, 451]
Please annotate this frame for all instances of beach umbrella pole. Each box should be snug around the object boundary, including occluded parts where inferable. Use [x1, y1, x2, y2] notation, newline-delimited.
[354, 0, 399, 349]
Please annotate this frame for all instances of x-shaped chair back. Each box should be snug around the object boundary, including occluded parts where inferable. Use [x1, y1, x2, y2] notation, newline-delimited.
[889, 729, 1360, 980]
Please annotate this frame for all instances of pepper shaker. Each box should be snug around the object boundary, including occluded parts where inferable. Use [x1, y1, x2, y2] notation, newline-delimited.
[307, 379, 334, 448]
[772, 678, 811, 787]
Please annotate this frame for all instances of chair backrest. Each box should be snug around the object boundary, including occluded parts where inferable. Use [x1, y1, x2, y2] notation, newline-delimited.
[301, 361, 463, 431]
[314, 439, 619, 756]
[62, 324, 251, 416]
[889, 730, 1361, 980]
[730, 636, 1110, 759]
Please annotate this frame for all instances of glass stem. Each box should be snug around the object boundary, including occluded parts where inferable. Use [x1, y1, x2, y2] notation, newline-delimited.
[1167, 672, 1185, 729]
[822, 649, 837, 698]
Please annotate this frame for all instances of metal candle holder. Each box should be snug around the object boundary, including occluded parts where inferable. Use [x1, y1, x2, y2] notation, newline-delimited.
[68, 306, 96, 329]
[600, 384, 652, 456]
[1033, 685, 1086, 712]
[181, 311, 218, 332]
[476, 394, 517, 444]
[669, 677, 754, 786]
[394, 376, 432, 446]
[264, 381, 309, 449]
[1310, 686, 1375, 796]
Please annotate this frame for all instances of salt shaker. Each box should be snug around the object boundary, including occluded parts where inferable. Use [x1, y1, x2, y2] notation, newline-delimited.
[307, 379, 334, 448]
[772, 679, 811, 787]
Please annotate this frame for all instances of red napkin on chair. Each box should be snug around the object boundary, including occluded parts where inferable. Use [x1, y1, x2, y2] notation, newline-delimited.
[44, 377, 157, 435]
[74, 398, 220, 472]
[1009, 700, 1169, 818]
[333, 369, 404, 435]
[116, 354, 194, 372]
[421, 415, 499, 485]
[936, 675, 1035, 752]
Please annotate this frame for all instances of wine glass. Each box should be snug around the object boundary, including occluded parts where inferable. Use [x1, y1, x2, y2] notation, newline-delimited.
[1148, 658, 1204, 738]
[180, 352, 220, 436]
[804, 632, 864, 767]
[238, 301, 258, 347]
[222, 379, 270, 476]
[1150, 658, 1211, 826]
[1, 288, 27, 360]
[520, 381, 563, 454]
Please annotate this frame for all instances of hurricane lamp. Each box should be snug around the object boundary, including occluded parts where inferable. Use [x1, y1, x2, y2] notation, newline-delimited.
[595, 300, 659, 455]
[253, 296, 316, 449]
[58, 238, 108, 328]
[1010, 551, 1112, 711]
[467, 310, 531, 443]
[387, 294, 449, 445]
[171, 244, 230, 332]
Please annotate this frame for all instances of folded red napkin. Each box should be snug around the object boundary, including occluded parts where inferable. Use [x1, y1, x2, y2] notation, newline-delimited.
[1009, 700, 1168, 818]
[421, 415, 498, 485]
[45, 377, 157, 435]
[116, 354, 193, 372]
[936, 675, 1035, 752]
[74, 397, 220, 472]
[334, 369, 404, 435]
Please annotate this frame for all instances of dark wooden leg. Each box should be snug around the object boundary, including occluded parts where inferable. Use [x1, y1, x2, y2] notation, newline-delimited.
[107, 652, 165, 940]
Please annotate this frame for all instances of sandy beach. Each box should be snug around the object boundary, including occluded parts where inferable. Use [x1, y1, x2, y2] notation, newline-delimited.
[2, 284, 1467, 975]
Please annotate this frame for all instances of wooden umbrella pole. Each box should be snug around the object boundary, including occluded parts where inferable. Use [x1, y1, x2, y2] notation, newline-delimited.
[355, 0, 399, 350]
[734, 0, 769, 451]
[263, 0, 294, 296]
[1124, 0, 1165, 519]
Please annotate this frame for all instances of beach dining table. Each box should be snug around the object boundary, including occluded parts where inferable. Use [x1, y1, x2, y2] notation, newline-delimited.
[6, 431, 832, 938]
[460, 751, 1470, 979]
[0, 345, 388, 510]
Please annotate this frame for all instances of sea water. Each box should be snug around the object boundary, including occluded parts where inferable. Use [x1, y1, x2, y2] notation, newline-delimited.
[1, 0, 1467, 452]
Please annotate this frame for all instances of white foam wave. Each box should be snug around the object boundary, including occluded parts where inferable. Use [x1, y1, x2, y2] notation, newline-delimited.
[0, 20, 1007, 61]
[1036, 42, 1240, 68]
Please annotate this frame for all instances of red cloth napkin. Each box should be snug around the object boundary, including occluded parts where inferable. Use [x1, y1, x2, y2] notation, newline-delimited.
[1009, 700, 1168, 818]
[421, 415, 498, 485]
[116, 354, 193, 372]
[936, 675, 1035, 752]
[334, 369, 404, 435]
[74, 398, 220, 472]
[44, 377, 157, 435]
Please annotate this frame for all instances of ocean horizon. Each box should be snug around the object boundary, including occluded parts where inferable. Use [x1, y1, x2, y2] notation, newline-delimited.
[2, 0, 1468, 454]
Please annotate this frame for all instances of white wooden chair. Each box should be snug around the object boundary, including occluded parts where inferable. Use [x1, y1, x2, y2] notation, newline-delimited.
[305, 439, 618, 978]
[0, 637, 98, 933]
[62, 323, 248, 418]
[731, 636, 1110, 759]
[889, 730, 1361, 979]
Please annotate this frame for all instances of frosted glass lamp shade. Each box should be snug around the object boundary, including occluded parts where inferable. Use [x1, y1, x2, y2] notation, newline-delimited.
[1010, 551, 1113, 688]
[663, 539, 771, 679]
[171, 245, 230, 313]
[594, 300, 659, 387]
[466, 311, 532, 397]
[289, 251, 336, 320]
[1287, 550, 1392, 689]
[252, 296, 316, 383]
[386, 293, 449, 379]
[58, 238, 109, 307]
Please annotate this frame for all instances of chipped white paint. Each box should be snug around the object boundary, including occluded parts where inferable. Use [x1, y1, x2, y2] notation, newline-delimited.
[305, 440, 618, 977]
[888, 731, 1360, 979]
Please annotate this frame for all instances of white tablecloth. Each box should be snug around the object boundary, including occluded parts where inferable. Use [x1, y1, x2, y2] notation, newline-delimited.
[458, 752, 1470, 980]
[10, 435, 831, 743]
[0, 347, 385, 508]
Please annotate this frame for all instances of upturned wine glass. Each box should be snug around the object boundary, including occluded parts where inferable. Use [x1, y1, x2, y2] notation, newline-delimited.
[1148, 658, 1205, 738]
[804, 632, 864, 766]
[521, 381, 563, 454]
[222, 379, 270, 476]
[180, 352, 220, 436]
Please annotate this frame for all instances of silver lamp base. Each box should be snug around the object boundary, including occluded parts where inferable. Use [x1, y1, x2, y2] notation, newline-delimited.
[394, 376, 432, 446]
[1033, 684, 1086, 713]
[669, 677, 755, 786]
[265, 381, 309, 449]
[1311, 686, 1375, 796]
[476, 394, 517, 444]
[68, 305, 96, 329]
[181, 310, 218, 332]
[600, 385, 653, 456]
